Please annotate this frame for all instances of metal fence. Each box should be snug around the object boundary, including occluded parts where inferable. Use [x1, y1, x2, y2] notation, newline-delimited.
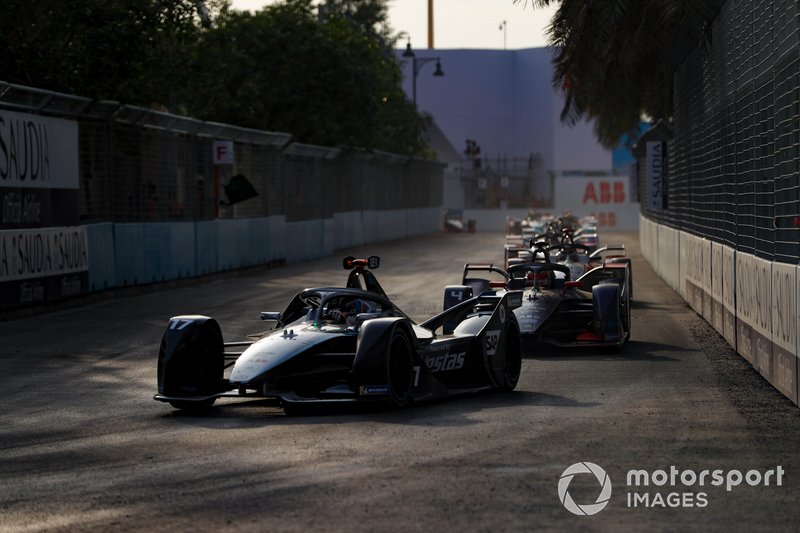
[458, 155, 552, 209]
[638, 0, 800, 263]
[0, 81, 443, 226]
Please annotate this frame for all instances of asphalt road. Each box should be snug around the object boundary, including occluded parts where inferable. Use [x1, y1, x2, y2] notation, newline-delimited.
[3, 231, 800, 532]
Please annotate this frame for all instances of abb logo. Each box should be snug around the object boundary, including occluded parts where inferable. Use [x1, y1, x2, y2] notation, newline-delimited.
[582, 181, 625, 204]
[588, 212, 617, 228]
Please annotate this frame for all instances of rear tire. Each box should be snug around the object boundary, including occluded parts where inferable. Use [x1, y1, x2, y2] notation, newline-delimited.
[386, 329, 414, 408]
[498, 322, 522, 391]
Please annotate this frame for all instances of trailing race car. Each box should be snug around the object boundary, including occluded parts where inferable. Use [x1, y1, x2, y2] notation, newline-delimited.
[505, 239, 632, 300]
[155, 256, 523, 413]
[445, 255, 631, 351]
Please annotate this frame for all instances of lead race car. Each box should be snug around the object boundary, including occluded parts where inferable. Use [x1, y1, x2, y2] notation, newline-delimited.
[444, 251, 631, 351]
[155, 256, 523, 412]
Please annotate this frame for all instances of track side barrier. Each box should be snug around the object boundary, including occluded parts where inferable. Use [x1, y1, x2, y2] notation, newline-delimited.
[710, 242, 725, 337]
[641, 215, 800, 407]
[681, 231, 704, 316]
[772, 263, 798, 403]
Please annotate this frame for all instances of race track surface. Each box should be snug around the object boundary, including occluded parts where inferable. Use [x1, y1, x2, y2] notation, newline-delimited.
[2, 231, 800, 531]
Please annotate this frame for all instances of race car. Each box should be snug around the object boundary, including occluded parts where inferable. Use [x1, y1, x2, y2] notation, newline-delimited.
[154, 256, 523, 413]
[505, 239, 631, 298]
[445, 255, 631, 351]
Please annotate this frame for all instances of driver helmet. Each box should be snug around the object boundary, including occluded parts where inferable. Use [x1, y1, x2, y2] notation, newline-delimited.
[341, 298, 376, 326]
[526, 269, 554, 289]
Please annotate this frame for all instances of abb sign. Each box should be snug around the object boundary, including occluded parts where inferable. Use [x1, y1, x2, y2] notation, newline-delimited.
[553, 176, 636, 230]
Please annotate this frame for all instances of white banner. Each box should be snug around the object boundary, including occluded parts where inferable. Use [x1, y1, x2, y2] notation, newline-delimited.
[0, 226, 88, 282]
[0, 110, 79, 189]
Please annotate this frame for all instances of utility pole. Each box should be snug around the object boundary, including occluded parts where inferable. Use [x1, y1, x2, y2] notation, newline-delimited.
[428, 0, 434, 48]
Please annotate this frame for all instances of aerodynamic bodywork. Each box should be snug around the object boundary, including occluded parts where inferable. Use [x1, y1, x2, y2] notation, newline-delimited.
[154, 256, 523, 412]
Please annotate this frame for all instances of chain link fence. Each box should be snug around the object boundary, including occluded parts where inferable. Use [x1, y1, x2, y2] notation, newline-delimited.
[638, 0, 799, 263]
[0, 81, 442, 227]
[458, 155, 552, 209]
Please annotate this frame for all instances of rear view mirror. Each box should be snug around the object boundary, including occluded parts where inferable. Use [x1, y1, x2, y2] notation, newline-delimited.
[260, 312, 283, 322]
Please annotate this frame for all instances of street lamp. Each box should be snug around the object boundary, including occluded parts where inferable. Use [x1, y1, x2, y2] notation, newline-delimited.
[402, 39, 444, 107]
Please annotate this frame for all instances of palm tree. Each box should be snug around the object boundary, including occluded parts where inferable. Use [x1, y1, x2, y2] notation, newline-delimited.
[515, 0, 721, 147]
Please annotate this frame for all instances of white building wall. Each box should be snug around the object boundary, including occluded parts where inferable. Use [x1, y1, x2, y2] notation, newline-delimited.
[399, 47, 612, 174]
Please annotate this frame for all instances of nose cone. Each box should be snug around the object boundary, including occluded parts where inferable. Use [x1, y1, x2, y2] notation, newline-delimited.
[230, 327, 329, 384]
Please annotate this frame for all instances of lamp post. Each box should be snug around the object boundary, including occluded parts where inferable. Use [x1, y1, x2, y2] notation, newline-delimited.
[402, 40, 444, 107]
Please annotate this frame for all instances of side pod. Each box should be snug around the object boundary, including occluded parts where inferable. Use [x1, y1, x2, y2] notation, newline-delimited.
[157, 315, 225, 397]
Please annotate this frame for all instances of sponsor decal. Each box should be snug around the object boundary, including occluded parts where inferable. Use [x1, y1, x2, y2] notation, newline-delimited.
[0, 110, 78, 189]
[359, 385, 389, 396]
[499, 305, 506, 324]
[424, 351, 465, 372]
[0, 226, 88, 282]
[484, 330, 501, 356]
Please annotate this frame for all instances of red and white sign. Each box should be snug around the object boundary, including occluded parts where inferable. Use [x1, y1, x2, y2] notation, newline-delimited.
[212, 140, 234, 165]
[553, 175, 639, 231]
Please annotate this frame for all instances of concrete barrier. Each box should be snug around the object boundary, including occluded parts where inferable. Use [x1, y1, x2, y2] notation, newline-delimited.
[771, 262, 798, 403]
[702, 238, 712, 322]
[640, 215, 800, 407]
[84, 209, 439, 294]
[86, 223, 117, 292]
[659, 225, 680, 293]
[722, 245, 737, 350]
[710, 242, 724, 336]
[681, 231, 704, 315]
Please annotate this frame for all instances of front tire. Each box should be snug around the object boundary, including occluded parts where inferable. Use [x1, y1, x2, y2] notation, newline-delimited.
[386, 329, 414, 408]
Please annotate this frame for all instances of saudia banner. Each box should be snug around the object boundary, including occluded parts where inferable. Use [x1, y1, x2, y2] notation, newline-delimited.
[646, 141, 666, 210]
[0, 109, 87, 309]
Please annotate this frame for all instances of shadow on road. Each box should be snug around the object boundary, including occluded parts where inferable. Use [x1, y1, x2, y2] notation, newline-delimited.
[525, 340, 682, 362]
[157, 388, 599, 428]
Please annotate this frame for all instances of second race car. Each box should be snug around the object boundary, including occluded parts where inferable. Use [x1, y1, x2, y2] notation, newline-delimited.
[445, 255, 631, 352]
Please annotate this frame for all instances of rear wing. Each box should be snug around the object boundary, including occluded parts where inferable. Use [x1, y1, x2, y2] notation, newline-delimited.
[421, 290, 522, 334]
[461, 263, 510, 295]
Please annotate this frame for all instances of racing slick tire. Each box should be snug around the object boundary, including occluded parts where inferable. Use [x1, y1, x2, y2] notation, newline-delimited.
[592, 283, 624, 351]
[157, 316, 224, 408]
[498, 321, 522, 391]
[386, 328, 415, 408]
[622, 276, 632, 342]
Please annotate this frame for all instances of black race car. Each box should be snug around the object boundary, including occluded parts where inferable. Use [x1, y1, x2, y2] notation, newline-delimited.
[155, 256, 522, 412]
[444, 254, 631, 351]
